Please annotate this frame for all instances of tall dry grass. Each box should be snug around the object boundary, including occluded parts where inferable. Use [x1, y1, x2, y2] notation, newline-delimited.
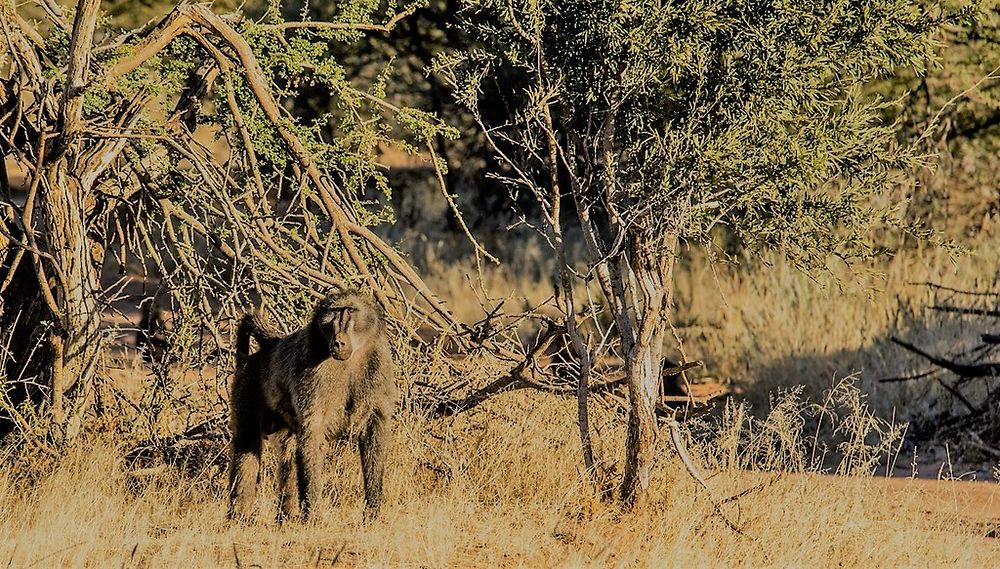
[1, 240, 999, 566]
[0, 380, 996, 567]
[421, 236, 1000, 434]
[676, 240, 1000, 431]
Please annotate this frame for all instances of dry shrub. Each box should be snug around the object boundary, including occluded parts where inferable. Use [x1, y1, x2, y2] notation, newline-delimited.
[701, 376, 906, 477]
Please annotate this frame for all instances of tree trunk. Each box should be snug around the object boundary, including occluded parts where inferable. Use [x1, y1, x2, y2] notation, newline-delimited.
[619, 236, 675, 507]
[41, 0, 104, 435]
[620, 315, 664, 505]
[41, 167, 102, 428]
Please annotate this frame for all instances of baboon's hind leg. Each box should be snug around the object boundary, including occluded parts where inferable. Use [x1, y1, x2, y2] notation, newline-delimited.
[229, 375, 263, 520]
[359, 410, 390, 518]
[275, 430, 301, 521]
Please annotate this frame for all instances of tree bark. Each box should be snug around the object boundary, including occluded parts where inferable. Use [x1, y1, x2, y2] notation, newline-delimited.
[619, 236, 675, 507]
[42, 0, 104, 433]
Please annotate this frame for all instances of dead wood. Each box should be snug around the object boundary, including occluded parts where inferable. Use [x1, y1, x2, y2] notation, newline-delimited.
[913, 282, 1000, 297]
[663, 416, 752, 538]
[930, 305, 1000, 318]
[423, 350, 715, 419]
[890, 337, 1000, 378]
[424, 322, 567, 417]
[889, 284, 1000, 451]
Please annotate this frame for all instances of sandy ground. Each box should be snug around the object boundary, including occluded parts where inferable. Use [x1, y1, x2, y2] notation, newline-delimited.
[882, 475, 1000, 526]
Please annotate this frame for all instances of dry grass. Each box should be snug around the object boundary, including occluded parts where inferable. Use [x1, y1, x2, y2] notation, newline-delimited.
[2, 241, 1000, 566]
[676, 240, 1000, 426]
[422, 236, 1000, 429]
[1, 386, 997, 567]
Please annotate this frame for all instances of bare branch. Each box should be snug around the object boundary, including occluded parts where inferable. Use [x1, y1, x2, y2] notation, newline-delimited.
[911, 281, 1000, 297]
[663, 417, 752, 539]
[33, 0, 70, 33]
[349, 88, 496, 264]
[58, 0, 102, 145]
[890, 336, 1000, 378]
[425, 323, 565, 417]
[264, 5, 417, 33]
[426, 143, 499, 264]
[930, 305, 1000, 318]
[104, 8, 192, 80]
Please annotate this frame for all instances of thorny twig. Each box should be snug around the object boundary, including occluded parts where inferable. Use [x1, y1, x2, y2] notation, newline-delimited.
[663, 415, 752, 539]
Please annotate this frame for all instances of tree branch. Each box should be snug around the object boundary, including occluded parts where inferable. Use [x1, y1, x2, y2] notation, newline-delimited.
[57, 0, 102, 147]
[890, 336, 1000, 378]
[264, 5, 417, 33]
[930, 305, 1000, 318]
[663, 416, 751, 538]
[102, 4, 466, 335]
[426, 322, 566, 417]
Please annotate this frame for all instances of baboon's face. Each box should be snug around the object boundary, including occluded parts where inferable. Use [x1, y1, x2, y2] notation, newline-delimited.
[316, 296, 378, 360]
[327, 307, 358, 360]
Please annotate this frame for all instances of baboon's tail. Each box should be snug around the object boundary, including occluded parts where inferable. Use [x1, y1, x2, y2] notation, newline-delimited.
[236, 313, 277, 365]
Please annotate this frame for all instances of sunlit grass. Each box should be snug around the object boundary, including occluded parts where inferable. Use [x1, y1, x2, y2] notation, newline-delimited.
[2, 241, 999, 566]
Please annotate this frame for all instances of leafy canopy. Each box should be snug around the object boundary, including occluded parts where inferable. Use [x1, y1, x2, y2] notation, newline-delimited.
[443, 0, 945, 268]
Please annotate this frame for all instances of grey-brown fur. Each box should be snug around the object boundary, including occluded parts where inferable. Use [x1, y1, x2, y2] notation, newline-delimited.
[228, 291, 396, 521]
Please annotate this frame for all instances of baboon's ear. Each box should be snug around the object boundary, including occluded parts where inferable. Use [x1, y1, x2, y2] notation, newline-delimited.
[322, 285, 347, 297]
[314, 294, 339, 313]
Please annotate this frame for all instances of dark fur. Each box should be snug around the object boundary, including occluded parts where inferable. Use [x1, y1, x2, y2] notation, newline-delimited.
[228, 292, 397, 521]
[136, 298, 169, 363]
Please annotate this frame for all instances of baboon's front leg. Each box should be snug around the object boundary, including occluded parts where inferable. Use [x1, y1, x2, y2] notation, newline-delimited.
[275, 430, 300, 521]
[359, 410, 390, 517]
[295, 424, 325, 520]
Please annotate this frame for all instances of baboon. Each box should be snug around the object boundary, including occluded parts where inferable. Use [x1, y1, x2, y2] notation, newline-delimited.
[136, 298, 169, 363]
[229, 291, 397, 522]
[661, 358, 684, 397]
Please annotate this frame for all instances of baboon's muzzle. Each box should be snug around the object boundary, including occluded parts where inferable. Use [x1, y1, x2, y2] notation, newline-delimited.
[331, 337, 353, 360]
